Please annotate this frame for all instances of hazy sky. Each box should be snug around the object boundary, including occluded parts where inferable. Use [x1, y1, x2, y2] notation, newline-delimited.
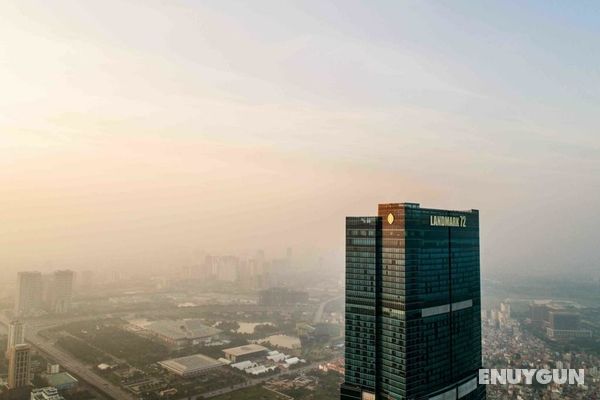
[1, 1, 599, 276]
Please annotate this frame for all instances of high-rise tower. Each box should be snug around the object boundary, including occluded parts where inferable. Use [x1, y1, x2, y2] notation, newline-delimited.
[14, 271, 43, 316]
[6, 320, 25, 357]
[341, 203, 485, 400]
[50, 270, 75, 314]
[7, 343, 31, 389]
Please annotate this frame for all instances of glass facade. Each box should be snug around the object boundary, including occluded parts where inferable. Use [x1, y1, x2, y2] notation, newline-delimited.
[343, 217, 380, 397]
[341, 203, 485, 400]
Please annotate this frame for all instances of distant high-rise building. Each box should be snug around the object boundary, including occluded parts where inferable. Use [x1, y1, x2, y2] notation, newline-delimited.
[214, 256, 238, 282]
[341, 203, 485, 400]
[14, 271, 43, 316]
[546, 308, 592, 340]
[50, 270, 74, 314]
[529, 300, 550, 326]
[529, 300, 592, 340]
[7, 343, 31, 389]
[498, 302, 511, 327]
[499, 302, 511, 319]
[549, 309, 580, 330]
[80, 270, 94, 290]
[6, 320, 25, 357]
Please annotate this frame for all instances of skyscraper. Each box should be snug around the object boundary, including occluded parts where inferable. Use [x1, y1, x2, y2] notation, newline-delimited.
[6, 320, 25, 357]
[341, 203, 485, 400]
[7, 343, 31, 389]
[14, 271, 43, 316]
[50, 270, 75, 314]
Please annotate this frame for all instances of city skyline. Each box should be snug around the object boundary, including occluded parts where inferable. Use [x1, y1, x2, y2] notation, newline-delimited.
[1, 2, 599, 400]
[1, 1, 599, 277]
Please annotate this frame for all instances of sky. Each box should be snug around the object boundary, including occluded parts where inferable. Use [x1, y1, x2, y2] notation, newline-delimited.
[1, 0, 599, 276]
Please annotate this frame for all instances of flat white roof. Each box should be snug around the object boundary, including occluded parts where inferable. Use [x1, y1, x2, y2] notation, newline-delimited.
[223, 344, 268, 357]
[159, 354, 223, 375]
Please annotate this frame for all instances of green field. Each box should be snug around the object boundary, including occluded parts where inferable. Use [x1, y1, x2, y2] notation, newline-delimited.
[60, 320, 170, 367]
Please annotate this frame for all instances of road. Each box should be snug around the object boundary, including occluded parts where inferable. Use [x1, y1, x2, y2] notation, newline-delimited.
[313, 295, 343, 325]
[0, 314, 136, 400]
[0, 299, 343, 400]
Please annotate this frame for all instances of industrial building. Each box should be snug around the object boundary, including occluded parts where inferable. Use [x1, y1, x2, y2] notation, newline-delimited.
[158, 354, 224, 377]
[222, 344, 269, 363]
[129, 319, 221, 349]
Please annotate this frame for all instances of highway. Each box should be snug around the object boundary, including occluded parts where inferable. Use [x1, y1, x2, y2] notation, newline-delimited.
[0, 314, 136, 400]
[0, 298, 343, 400]
[313, 295, 343, 325]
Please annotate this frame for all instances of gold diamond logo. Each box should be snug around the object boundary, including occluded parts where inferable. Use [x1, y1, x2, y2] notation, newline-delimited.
[387, 213, 394, 224]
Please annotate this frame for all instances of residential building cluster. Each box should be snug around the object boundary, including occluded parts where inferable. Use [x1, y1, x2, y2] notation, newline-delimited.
[483, 304, 600, 399]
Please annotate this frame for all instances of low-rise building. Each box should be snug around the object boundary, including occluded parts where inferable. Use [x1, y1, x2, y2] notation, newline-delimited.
[285, 357, 300, 366]
[231, 360, 257, 371]
[158, 354, 224, 378]
[45, 372, 78, 391]
[245, 365, 277, 375]
[46, 364, 60, 374]
[31, 387, 65, 400]
[130, 319, 221, 349]
[267, 351, 287, 362]
[223, 344, 269, 363]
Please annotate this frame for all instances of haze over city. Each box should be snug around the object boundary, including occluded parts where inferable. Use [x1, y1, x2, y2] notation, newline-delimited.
[2, 2, 600, 400]
[2, 0, 599, 277]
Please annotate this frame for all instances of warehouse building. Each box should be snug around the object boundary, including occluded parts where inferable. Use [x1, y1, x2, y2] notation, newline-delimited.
[129, 319, 221, 349]
[222, 344, 269, 363]
[158, 354, 224, 378]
